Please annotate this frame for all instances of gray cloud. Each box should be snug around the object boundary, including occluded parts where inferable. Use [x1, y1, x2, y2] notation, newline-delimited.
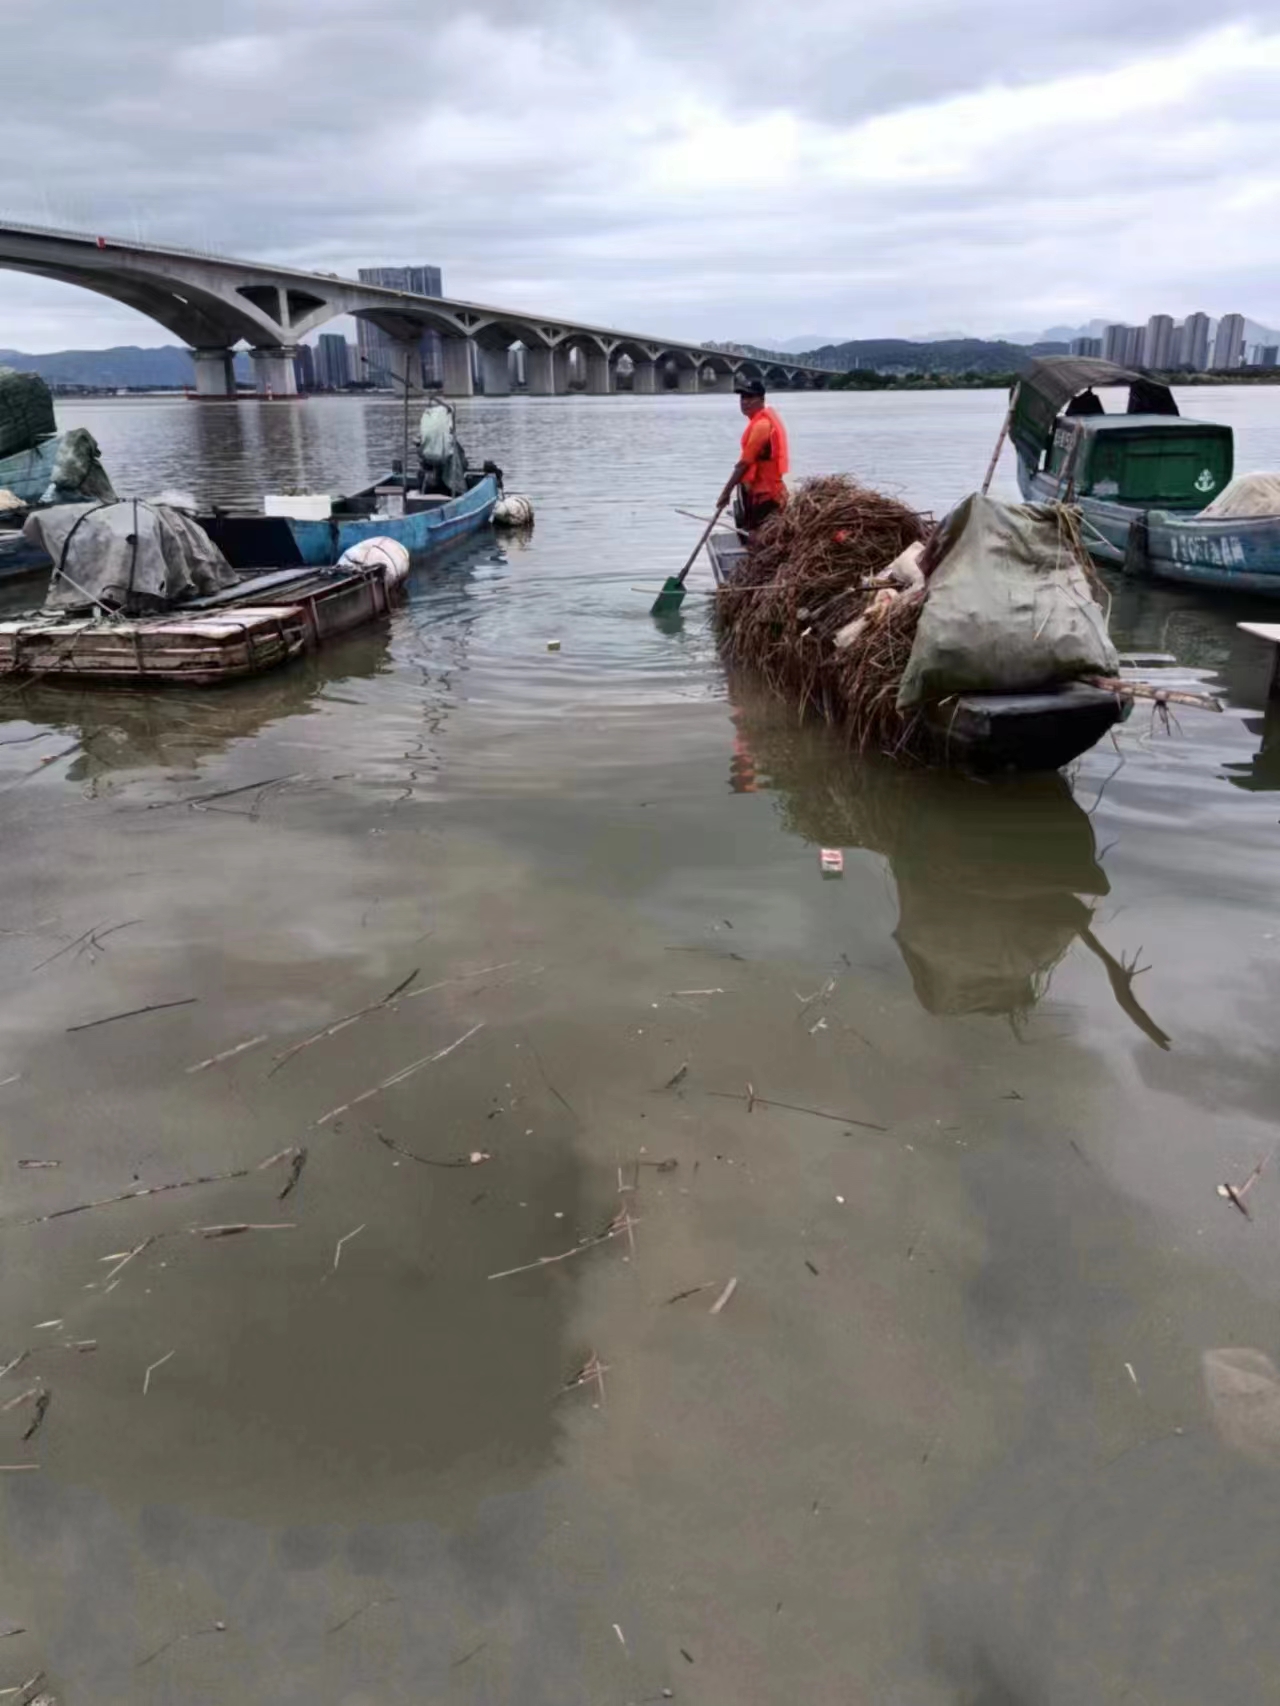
[0, 0, 1277, 349]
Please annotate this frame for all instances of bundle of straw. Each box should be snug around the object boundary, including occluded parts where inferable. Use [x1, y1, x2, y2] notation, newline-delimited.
[717, 475, 931, 754]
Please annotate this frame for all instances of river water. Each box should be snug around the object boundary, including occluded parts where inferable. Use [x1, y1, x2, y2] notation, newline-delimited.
[1, 386, 1279, 1704]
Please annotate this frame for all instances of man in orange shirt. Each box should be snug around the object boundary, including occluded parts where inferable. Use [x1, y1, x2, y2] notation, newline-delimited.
[717, 377, 790, 536]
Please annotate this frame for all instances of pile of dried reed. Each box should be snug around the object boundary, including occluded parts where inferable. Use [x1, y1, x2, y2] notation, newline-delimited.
[717, 475, 931, 754]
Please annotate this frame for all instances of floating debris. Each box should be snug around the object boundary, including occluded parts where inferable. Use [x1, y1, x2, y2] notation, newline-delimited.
[267, 969, 420, 1077]
[66, 997, 197, 1035]
[185, 1034, 269, 1075]
[315, 1022, 485, 1126]
[142, 1350, 175, 1395]
[709, 1277, 739, 1316]
[16, 1160, 57, 1171]
[332, 1224, 366, 1271]
[706, 1089, 886, 1132]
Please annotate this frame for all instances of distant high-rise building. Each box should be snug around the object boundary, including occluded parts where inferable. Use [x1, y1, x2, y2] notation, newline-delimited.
[1102, 323, 1131, 364]
[315, 333, 353, 390]
[1212, 312, 1245, 371]
[1070, 336, 1102, 357]
[1178, 312, 1210, 371]
[1261, 345, 1280, 368]
[293, 344, 316, 391]
[1142, 314, 1175, 370]
[1123, 326, 1145, 367]
[356, 265, 444, 388]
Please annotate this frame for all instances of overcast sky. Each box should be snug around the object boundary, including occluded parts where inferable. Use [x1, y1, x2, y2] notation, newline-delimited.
[1, 0, 1278, 351]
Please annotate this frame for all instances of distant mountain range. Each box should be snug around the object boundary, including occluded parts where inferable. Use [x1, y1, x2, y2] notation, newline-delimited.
[0, 345, 251, 387]
[740, 336, 1069, 375]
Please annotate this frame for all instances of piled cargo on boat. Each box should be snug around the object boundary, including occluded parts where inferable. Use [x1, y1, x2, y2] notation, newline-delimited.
[716, 476, 1119, 760]
[0, 368, 116, 515]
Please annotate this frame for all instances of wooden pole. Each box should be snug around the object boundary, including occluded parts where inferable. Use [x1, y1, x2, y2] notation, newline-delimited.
[981, 381, 1019, 495]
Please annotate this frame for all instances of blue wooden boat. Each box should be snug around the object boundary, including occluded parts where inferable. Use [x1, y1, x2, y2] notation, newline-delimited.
[199, 471, 500, 574]
[1010, 356, 1280, 596]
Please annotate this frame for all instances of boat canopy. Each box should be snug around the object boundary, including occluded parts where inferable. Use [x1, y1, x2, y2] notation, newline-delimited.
[1011, 357, 1179, 467]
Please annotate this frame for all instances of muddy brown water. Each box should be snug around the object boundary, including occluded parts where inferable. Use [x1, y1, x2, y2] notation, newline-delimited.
[1, 388, 1279, 1703]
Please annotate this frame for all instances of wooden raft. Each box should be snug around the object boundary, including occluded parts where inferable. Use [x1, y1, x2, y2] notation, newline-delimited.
[0, 606, 309, 686]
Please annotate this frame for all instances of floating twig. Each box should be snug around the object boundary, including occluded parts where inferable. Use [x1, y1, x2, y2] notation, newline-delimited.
[16, 1160, 58, 1171]
[709, 1277, 739, 1316]
[186, 1034, 269, 1075]
[1, 1387, 38, 1413]
[267, 969, 421, 1077]
[671, 988, 725, 998]
[450, 1641, 487, 1670]
[146, 774, 298, 811]
[142, 1350, 174, 1395]
[661, 1063, 689, 1090]
[327, 1598, 397, 1635]
[30, 918, 139, 972]
[374, 1132, 489, 1168]
[0, 1672, 44, 1701]
[20, 1392, 49, 1443]
[706, 1090, 886, 1133]
[527, 1039, 578, 1120]
[315, 1022, 485, 1126]
[333, 1223, 366, 1270]
[15, 1165, 249, 1227]
[403, 962, 521, 1002]
[0, 1465, 38, 1473]
[193, 1223, 295, 1238]
[277, 1147, 308, 1200]
[100, 1239, 154, 1291]
[489, 1211, 637, 1282]
[135, 1622, 226, 1668]
[664, 1282, 715, 1305]
[562, 1351, 609, 1405]
[66, 997, 197, 1035]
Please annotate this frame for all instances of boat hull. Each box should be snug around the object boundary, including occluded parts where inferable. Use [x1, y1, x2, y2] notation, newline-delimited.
[1016, 454, 1280, 596]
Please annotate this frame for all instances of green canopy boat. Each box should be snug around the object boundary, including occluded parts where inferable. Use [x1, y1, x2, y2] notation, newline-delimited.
[1010, 356, 1280, 597]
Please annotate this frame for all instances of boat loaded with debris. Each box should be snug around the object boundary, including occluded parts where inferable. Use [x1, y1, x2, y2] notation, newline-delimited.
[1009, 355, 1280, 595]
[0, 368, 117, 580]
[711, 477, 1132, 773]
[0, 495, 459, 687]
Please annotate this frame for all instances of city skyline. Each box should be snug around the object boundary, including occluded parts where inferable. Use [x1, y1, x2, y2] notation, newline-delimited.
[1072, 308, 1272, 370]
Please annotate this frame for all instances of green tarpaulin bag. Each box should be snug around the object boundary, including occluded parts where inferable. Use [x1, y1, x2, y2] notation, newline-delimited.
[897, 493, 1118, 710]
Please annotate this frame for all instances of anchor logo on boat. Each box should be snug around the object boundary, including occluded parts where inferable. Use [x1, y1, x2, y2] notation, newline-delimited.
[1194, 469, 1217, 492]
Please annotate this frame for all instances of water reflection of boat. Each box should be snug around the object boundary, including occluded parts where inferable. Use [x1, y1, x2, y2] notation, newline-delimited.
[1, 625, 389, 779]
[733, 695, 1170, 1044]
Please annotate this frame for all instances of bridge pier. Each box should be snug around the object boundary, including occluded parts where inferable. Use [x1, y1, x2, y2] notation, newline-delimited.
[707, 371, 735, 393]
[526, 347, 564, 396]
[479, 346, 511, 396]
[676, 366, 700, 394]
[251, 346, 299, 398]
[631, 360, 657, 394]
[586, 352, 613, 395]
[383, 340, 426, 392]
[189, 347, 237, 398]
[440, 334, 475, 398]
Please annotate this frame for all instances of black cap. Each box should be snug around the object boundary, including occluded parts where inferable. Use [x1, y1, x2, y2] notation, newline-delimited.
[738, 376, 766, 397]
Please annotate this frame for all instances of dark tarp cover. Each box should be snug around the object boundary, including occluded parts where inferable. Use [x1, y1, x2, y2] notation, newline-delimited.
[1010, 356, 1177, 468]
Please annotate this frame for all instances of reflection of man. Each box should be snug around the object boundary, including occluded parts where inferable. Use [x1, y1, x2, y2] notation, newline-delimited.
[717, 378, 789, 535]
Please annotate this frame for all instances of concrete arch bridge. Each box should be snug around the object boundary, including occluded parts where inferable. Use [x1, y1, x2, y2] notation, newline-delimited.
[0, 222, 838, 399]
